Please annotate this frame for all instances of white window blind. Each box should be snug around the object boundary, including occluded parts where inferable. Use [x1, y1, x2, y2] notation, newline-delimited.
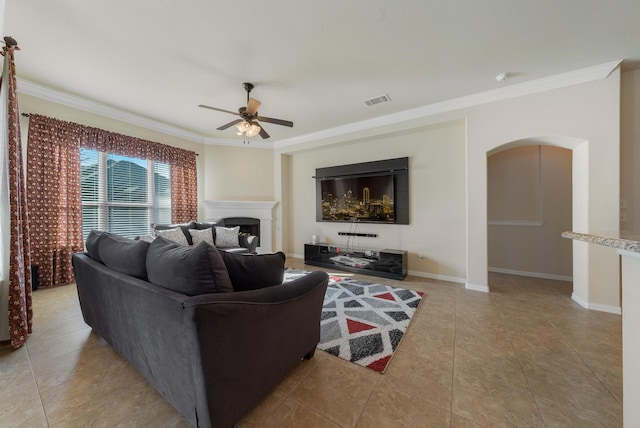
[80, 148, 171, 240]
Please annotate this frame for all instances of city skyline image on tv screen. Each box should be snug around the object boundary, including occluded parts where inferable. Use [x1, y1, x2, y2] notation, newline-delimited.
[320, 174, 395, 223]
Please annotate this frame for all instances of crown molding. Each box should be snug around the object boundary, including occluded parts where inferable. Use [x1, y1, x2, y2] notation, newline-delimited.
[17, 78, 210, 143]
[274, 60, 622, 150]
[17, 59, 621, 150]
[18, 78, 274, 148]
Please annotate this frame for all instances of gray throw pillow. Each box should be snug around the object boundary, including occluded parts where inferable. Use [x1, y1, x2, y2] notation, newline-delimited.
[215, 226, 240, 248]
[189, 228, 214, 246]
[97, 232, 150, 279]
[146, 237, 233, 296]
[152, 221, 195, 244]
[157, 228, 189, 246]
[220, 251, 286, 292]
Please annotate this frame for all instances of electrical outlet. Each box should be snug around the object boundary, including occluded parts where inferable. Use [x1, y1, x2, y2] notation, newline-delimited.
[416, 253, 424, 259]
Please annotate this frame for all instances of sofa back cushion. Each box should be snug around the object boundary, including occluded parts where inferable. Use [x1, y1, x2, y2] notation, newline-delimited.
[97, 232, 150, 279]
[146, 236, 233, 295]
[85, 229, 105, 263]
[220, 251, 286, 292]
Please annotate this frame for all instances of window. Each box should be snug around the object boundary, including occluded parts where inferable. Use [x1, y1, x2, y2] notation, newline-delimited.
[80, 148, 171, 240]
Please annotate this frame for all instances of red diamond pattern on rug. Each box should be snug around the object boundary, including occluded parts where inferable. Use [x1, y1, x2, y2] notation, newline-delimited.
[347, 318, 376, 334]
[284, 270, 424, 373]
[374, 292, 396, 301]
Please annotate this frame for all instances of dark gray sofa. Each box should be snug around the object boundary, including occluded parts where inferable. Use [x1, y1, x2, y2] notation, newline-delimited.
[72, 231, 328, 428]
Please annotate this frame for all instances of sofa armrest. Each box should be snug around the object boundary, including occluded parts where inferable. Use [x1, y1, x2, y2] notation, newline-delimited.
[239, 234, 258, 253]
[183, 270, 329, 427]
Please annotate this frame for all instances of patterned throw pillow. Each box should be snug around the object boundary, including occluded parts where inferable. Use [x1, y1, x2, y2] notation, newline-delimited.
[189, 228, 214, 246]
[157, 228, 189, 246]
[215, 226, 240, 248]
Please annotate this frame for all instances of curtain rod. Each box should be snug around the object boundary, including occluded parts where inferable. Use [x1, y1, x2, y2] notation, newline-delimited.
[19, 112, 199, 155]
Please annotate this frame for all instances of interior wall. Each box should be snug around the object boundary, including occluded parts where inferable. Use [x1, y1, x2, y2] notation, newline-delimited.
[280, 120, 467, 282]
[201, 144, 275, 204]
[466, 71, 620, 310]
[488, 145, 573, 279]
[621, 69, 640, 233]
[279, 153, 293, 253]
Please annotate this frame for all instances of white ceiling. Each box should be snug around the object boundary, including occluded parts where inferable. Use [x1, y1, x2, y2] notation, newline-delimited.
[4, 0, 640, 145]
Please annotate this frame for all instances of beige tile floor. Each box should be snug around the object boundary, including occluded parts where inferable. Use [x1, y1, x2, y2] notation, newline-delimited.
[0, 257, 623, 427]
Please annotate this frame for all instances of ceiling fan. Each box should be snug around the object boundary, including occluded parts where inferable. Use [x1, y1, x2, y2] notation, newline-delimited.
[198, 82, 293, 139]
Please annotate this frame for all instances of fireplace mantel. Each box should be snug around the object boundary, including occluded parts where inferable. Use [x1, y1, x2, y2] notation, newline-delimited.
[202, 200, 277, 253]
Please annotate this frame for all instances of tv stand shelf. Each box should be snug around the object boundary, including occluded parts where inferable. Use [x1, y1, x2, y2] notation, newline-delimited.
[304, 243, 407, 280]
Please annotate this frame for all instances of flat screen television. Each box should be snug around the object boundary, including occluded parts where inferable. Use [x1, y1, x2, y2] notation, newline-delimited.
[315, 157, 409, 224]
[320, 174, 395, 223]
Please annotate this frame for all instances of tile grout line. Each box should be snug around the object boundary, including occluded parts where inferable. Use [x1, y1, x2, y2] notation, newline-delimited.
[556, 323, 624, 408]
[493, 289, 549, 428]
[25, 342, 52, 428]
[449, 286, 459, 428]
[351, 373, 383, 428]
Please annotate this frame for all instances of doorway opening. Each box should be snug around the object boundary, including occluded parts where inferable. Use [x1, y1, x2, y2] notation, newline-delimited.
[487, 143, 573, 293]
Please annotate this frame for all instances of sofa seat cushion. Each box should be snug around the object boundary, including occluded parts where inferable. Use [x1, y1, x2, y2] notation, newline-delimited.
[219, 247, 252, 254]
[146, 236, 233, 295]
[220, 251, 286, 292]
[97, 232, 150, 279]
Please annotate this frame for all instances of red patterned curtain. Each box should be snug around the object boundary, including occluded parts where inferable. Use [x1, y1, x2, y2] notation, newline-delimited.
[25, 116, 198, 289]
[79, 126, 197, 222]
[26, 115, 84, 289]
[170, 148, 197, 222]
[2, 41, 32, 348]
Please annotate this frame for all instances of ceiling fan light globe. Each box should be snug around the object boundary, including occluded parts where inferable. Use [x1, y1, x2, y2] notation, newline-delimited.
[236, 120, 250, 134]
[246, 123, 261, 138]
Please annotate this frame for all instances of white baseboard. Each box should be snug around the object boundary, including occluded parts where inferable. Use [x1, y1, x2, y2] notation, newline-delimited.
[489, 267, 572, 282]
[465, 282, 490, 293]
[571, 293, 621, 315]
[406, 270, 465, 284]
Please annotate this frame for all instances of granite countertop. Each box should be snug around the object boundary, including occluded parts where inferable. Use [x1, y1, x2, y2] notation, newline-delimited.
[562, 231, 640, 253]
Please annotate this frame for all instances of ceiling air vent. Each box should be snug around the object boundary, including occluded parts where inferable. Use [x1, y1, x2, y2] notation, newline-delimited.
[364, 94, 391, 107]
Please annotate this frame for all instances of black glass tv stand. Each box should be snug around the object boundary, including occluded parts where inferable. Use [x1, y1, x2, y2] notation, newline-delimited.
[304, 243, 407, 280]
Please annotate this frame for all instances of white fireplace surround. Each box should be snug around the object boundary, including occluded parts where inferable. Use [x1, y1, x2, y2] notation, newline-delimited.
[202, 200, 277, 253]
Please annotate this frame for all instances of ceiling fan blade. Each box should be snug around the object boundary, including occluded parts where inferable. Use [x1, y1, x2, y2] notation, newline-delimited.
[258, 126, 270, 139]
[256, 116, 294, 127]
[198, 104, 239, 116]
[217, 119, 242, 130]
[246, 98, 261, 115]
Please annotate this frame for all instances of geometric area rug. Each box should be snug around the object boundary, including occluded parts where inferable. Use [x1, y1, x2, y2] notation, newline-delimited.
[284, 269, 424, 373]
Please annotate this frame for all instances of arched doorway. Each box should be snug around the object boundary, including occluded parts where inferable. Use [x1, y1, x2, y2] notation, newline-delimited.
[465, 136, 596, 308]
[487, 144, 573, 284]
